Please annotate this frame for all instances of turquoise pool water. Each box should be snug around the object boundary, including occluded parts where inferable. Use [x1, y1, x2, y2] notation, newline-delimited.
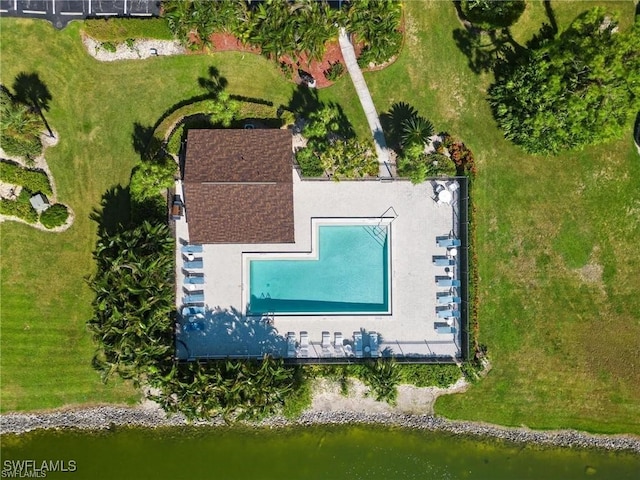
[248, 224, 389, 315]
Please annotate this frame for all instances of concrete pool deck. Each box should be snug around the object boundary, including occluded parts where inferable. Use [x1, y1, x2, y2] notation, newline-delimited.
[175, 171, 464, 361]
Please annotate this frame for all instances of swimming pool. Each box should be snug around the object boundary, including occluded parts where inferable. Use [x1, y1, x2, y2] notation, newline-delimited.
[246, 221, 391, 315]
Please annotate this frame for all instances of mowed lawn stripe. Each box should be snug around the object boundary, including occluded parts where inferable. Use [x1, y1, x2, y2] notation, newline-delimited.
[363, 1, 640, 434]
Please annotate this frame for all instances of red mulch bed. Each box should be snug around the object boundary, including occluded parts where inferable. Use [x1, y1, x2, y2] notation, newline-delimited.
[193, 32, 364, 89]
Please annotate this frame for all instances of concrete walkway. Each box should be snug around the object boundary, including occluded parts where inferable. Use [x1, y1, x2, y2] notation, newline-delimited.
[338, 28, 392, 178]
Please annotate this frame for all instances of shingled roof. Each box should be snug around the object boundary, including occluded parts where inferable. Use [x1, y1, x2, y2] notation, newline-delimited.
[183, 129, 294, 244]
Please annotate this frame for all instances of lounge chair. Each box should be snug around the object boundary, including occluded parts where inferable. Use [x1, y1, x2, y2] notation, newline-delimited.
[321, 331, 331, 356]
[185, 275, 205, 285]
[183, 293, 205, 304]
[354, 332, 363, 358]
[436, 326, 456, 335]
[433, 257, 455, 267]
[334, 332, 344, 354]
[437, 295, 461, 305]
[287, 332, 297, 358]
[184, 259, 204, 270]
[438, 309, 461, 319]
[181, 306, 205, 317]
[181, 244, 203, 254]
[369, 332, 379, 357]
[299, 331, 309, 358]
[436, 278, 461, 287]
[437, 238, 461, 248]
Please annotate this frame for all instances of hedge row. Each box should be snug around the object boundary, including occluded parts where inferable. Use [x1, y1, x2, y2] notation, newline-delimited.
[83, 18, 174, 42]
[0, 161, 52, 196]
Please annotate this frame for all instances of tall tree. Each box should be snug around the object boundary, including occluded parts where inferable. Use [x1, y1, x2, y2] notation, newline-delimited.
[489, 8, 640, 154]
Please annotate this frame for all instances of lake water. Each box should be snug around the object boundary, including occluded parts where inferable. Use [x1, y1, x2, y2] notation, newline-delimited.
[1, 425, 638, 480]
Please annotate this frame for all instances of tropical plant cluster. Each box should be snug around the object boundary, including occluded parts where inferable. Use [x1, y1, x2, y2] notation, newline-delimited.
[0, 86, 44, 161]
[295, 103, 376, 179]
[86, 219, 309, 420]
[459, 0, 525, 30]
[162, 0, 402, 66]
[87, 221, 176, 383]
[350, 0, 403, 68]
[438, 133, 476, 176]
[384, 102, 457, 183]
[489, 8, 640, 155]
[149, 357, 307, 421]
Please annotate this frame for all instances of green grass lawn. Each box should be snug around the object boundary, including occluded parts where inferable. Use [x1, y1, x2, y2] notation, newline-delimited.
[361, 0, 640, 434]
[0, 19, 299, 412]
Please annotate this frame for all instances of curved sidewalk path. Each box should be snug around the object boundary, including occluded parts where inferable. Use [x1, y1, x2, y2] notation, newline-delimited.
[338, 28, 392, 178]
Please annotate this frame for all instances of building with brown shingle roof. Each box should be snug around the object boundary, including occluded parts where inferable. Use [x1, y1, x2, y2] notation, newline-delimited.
[182, 129, 295, 244]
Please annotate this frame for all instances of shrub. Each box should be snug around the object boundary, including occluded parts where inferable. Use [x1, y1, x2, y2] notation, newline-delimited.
[83, 18, 174, 42]
[0, 161, 52, 196]
[324, 61, 345, 82]
[129, 155, 177, 202]
[39, 203, 69, 229]
[357, 359, 401, 404]
[0, 190, 38, 223]
[398, 364, 462, 388]
[460, 0, 525, 30]
[0, 87, 44, 161]
[125, 38, 136, 50]
[295, 144, 325, 177]
[166, 124, 184, 156]
[101, 41, 117, 53]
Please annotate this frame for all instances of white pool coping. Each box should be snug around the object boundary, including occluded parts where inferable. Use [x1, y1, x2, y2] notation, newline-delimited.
[175, 171, 464, 361]
[241, 217, 393, 316]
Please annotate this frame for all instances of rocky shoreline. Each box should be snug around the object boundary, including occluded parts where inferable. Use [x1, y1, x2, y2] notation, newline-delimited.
[2, 407, 639, 454]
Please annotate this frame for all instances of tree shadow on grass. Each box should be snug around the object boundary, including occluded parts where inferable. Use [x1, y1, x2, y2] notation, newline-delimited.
[198, 66, 228, 98]
[132, 122, 164, 161]
[12, 71, 54, 137]
[380, 101, 419, 150]
[89, 184, 132, 238]
[284, 84, 321, 116]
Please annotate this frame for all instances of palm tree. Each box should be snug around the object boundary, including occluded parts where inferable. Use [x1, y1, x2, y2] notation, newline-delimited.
[401, 116, 434, 150]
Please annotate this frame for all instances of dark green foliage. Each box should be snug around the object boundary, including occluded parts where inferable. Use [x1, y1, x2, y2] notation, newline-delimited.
[401, 115, 434, 149]
[296, 103, 358, 177]
[349, 0, 403, 67]
[148, 358, 305, 421]
[358, 359, 401, 404]
[489, 9, 640, 154]
[83, 18, 174, 42]
[324, 61, 345, 82]
[161, 0, 401, 66]
[0, 87, 43, 160]
[0, 161, 52, 196]
[245, 0, 336, 61]
[320, 138, 377, 180]
[129, 155, 177, 203]
[101, 41, 117, 53]
[39, 203, 69, 229]
[295, 143, 325, 177]
[398, 364, 462, 388]
[87, 221, 176, 384]
[460, 0, 525, 30]
[0, 189, 38, 223]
